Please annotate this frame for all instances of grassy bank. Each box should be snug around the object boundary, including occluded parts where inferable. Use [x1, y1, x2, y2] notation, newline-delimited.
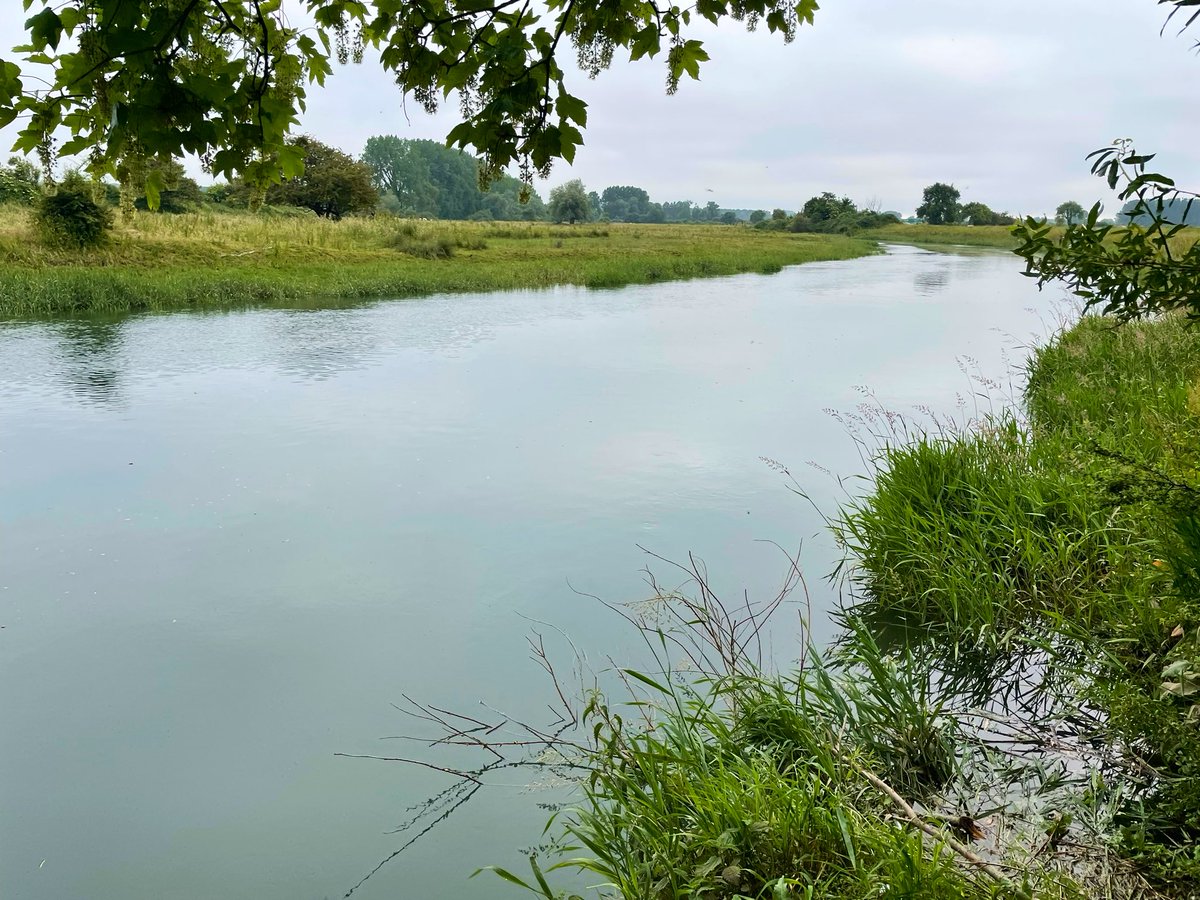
[0, 206, 876, 316]
[868, 222, 1025, 249]
[835, 312, 1200, 894]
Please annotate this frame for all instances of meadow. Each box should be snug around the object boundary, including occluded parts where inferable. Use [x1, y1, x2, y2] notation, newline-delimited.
[0, 206, 877, 316]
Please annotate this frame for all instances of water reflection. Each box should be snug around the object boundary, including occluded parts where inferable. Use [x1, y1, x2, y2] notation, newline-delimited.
[913, 267, 950, 295]
[53, 318, 127, 405]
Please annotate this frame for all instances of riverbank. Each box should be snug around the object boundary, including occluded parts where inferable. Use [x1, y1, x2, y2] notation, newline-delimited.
[0, 208, 876, 316]
[476, 307, 1200, 900]
[867, 222, 1023, 248]
[832, 310, 1200, 894]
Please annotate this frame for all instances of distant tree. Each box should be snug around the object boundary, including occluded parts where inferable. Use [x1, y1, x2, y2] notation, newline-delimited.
[600, 185, 653, 222]
[960, 201, 1013, 226]
[661, 200, 694, 222]
[587, 191, 603, 220]
[549, 179, 590, 224]
[771, 208, 788, 221]
[802, 192, 856, 223]
[916, 183, 962, 225]
[267, 137, 378, 219]
[748, 209, 767, 224]
[132, 158, 203, 213]
[362, 136, 438, 215]
[719, 210, 738, 225]
[1055, 200, 1086, 226]
[1117, 196, 1200, 226]
[701, 200, 721, 221]
[0, 156, 41, 205]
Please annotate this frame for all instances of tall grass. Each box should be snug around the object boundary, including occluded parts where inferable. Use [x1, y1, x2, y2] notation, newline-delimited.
[828, 310, 1200, 893]
[834, 416, 1148, 640]
[0, 205, 876, 316]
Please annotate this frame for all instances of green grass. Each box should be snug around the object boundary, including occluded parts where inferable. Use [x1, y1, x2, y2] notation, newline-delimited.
[835, 417, 1148, 641]
[867, 223, 1025, 250]
[832, 311, 1200, 893]
[0, 205, 877, 316]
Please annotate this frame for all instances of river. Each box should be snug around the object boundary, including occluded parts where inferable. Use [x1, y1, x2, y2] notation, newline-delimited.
[0, 244, 1059, 899]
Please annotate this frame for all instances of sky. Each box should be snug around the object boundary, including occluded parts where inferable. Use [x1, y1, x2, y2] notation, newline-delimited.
[3, 1, 1198, 217]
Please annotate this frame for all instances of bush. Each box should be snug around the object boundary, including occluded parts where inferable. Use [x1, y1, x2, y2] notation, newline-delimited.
[35, 172, 113, 248]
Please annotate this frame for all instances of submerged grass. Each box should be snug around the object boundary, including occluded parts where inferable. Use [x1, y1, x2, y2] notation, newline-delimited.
[0, 205, 876, 316]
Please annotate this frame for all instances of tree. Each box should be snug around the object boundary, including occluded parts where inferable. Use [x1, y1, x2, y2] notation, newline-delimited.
[2, 0, 819, 204]
[266, 136, 378, 219]
[549, 179, 590, 224]
[916, 183, 962, 225]
[959, 201, 1015, 226]
[362, 136, 438, 215]
[0, 155, 41, 205]
[131, 158, 203, 214]
[600, 185, 653, 222]
[748, 209, 766, 224]
[1055, 201, 1086, 226]
[802, 192, 855, 223]
[719, 210, 738, 225]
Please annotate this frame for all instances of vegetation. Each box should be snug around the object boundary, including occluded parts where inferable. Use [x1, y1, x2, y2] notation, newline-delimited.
[362, 136, 547, 221]
[2, 0, 819, 199]
[0, 209, 876, 316]
[0, 155, 41, 205]
[866, 223, 1025, 249]
[1015, 140, 1200, 321]
[830, 312, 1200, 894]
[33, 170, 113, 248]
[751, 193, 899, 236]
[262, 136, 378, 219]
[916, 183, 962, 225]
[548, 179, 591, 225]
[1055, 201, 1086, 226]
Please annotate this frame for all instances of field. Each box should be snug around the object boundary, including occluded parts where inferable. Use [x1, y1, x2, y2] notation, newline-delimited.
[0, 206, 877, 316]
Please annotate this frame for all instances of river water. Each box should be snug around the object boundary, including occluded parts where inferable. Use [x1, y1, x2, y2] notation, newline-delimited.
[0, 245, 1058, 900]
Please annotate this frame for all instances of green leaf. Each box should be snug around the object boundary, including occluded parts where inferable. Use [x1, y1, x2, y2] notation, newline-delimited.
[555, 91, 587, 127]
[622, 669, 670, 693]
[25, 9, 64, 51]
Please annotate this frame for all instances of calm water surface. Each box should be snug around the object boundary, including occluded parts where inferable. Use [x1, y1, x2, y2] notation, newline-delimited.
[1, 245, 1057, 899]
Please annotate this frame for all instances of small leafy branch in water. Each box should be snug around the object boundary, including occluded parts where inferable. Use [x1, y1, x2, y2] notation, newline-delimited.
[1013, 139, 1200, 321]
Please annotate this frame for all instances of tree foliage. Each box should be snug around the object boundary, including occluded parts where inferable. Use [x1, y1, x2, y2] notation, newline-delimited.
[266, 136, 378, 218]
[916, 183, 961, 225]
[1015, 140, 1200, 321]
[548, 178, 590, 224]
[0, 154, 41, 205]
[802, 191, 855, 223]
[1055, 200, 1086, 225]
[2, 0, 820, 203]
[362, 136, 545, 220]
[960, 201, 1013, 226]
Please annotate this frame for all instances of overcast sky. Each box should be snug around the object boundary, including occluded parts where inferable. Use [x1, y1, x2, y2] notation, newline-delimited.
[3, 1, 1198, 216]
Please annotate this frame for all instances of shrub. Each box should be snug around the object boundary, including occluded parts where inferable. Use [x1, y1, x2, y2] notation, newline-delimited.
[34, 171, 113, 248]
